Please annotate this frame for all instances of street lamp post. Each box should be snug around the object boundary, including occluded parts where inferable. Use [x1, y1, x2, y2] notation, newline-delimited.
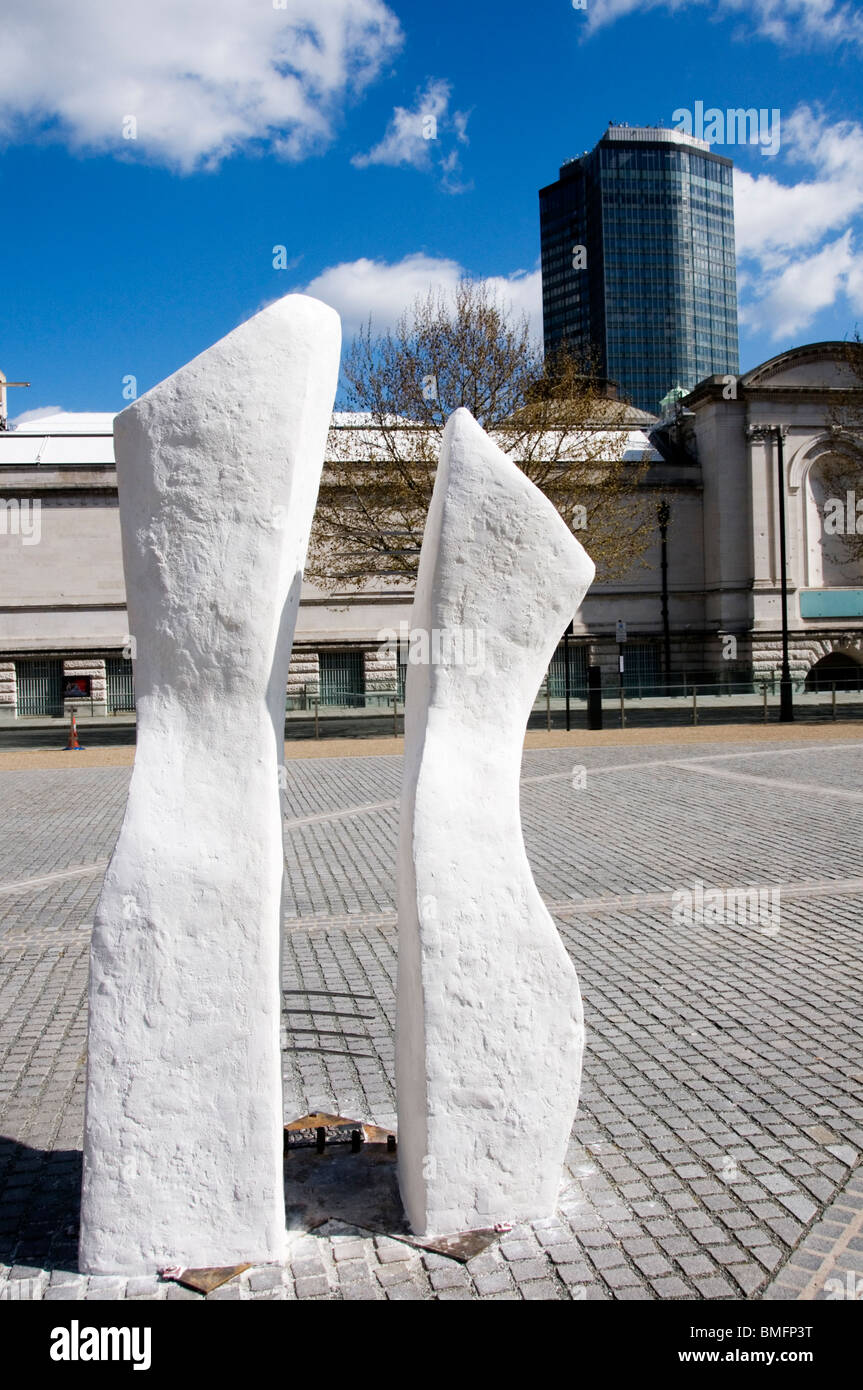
[774, 427, 794, 723]
[748, 424, 793, 723]
[564, 619, 574, 732]
[657, 500, 671, 689]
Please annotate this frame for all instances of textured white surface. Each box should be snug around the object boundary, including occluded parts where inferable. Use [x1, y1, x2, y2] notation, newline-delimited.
[396, 408, 595, 1236]
[79, 295, 340, 1274]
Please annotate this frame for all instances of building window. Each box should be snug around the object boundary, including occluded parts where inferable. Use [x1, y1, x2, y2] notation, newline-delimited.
[622, 644, 663, 696]
[15, 659, 64, 717]
[547, 643, 588, 697]
[319, 649, 365, 708]
[106, 656, 135, 713]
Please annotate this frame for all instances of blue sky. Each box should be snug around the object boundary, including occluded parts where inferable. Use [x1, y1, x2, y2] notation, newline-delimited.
[2, 0, 862, 420]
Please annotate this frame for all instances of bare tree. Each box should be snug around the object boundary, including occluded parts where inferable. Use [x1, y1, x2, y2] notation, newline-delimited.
[306, 280, 654, 590]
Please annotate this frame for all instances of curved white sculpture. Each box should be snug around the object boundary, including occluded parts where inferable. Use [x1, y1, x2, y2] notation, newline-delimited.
[79, 294, 340, 1274]
[396, 407, 595, 1236]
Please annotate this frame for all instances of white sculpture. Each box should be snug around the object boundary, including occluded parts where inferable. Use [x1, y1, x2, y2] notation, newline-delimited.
[396, 407, 595, 1236]
[79, 294, 340, 1274]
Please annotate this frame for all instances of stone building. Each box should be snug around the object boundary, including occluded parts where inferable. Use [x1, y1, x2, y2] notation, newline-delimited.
[0, 340, 860, 719]
[677, 341, 863, 688]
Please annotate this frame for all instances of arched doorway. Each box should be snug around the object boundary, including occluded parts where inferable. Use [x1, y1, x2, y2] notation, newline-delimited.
[805, 651, 863, 692]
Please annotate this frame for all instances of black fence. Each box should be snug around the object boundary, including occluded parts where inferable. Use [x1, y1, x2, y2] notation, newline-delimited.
[278, 675, 863, 739]
[528, 676, 863, 731]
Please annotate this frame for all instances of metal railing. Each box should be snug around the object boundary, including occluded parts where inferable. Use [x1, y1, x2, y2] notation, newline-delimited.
[529, 677, 863, 731]
[286, 686, 402, 738]
[277, 676, 863, 739]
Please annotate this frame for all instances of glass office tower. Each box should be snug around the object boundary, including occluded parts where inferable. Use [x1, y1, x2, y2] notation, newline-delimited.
[539, 124, 739, 415]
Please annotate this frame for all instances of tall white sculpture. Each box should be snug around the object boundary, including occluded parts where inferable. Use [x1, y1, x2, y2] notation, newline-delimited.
[396, 407, 595, 1236]
[79, 295, 340, 1274]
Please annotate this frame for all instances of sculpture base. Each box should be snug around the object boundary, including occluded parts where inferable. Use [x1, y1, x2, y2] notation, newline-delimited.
[284, 1116, 502, 1264]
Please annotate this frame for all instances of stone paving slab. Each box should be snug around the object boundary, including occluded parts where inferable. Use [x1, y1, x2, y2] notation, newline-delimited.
[1, 736, 862, 1300]
[764, 1166, 863, 1301]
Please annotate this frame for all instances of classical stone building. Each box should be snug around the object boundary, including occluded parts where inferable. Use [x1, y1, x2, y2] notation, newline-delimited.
[0, 340, 860, 718]
[677, 341, 863, 688]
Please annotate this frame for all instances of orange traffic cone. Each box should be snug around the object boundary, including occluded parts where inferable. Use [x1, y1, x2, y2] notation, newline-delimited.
[64, 712, 83, 750]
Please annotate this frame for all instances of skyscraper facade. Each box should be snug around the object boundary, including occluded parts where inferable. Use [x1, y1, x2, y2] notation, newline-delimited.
[539, 124, 739, 415]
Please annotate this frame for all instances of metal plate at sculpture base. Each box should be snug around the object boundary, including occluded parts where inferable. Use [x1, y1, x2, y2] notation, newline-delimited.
[283, 1115, 501, 1263]
[284, 1112, 394, 1151]
[398, 1229, 500, 1262]
[176, 1264, 251, 1294]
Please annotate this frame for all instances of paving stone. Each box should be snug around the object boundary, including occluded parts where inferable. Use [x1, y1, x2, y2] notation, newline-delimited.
[600, 1264, 644, 1289]
[520, 1279, 562, 1300]
[577, 1228, 616, 1248]
[727, 1263, 765, 1295]
[621, 1237, 658, 1258]
[692, 1225, 728, 1246]
[509, 1258, 554, 1282]
[546, 1241, 586, 1265]
[676, 1254, 716, 1277]
[794, 1250, 827, 1274]
[534, 1223, 571, 1248]
[125, 1277, 161, 1297]
[332, 1240, 367, 1262]
[753, 1245, 784, 1271]
[420, 1251, 454, 1272]
[249, 1267, 285, 1291]
[4, 741, 863, 1305]
[374, 1239, 414, 1264]
[659, 1236, 699, 1257]
[341, 1281, 381, 1300]
[738, 1227, 772, 1248]
[587, 1246, 626, 1271]
[294, 1275, 330, 1298]
[386, 1281, 427, 1300]
[692, 1275, 736, 1298]
[770, 1264, 810, 1291]
[374, 1264, 413, 1289]
[556, 1262, 593, 1287]
[85, 1278, 126, 1299]
[767, 1217, 805, 1246]
[473, 1270, 513, 1295]
[650, 1276, 693, 1298]
[430, 1266, 468, 1291]
[778, 1194, 818, 1223]
[633, 1253, 673, 1278]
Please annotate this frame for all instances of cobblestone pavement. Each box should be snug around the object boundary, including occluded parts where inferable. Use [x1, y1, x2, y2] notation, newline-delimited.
[1, 737, 862, 1301]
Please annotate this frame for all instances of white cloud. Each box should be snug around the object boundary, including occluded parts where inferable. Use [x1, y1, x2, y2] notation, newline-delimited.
[847, 256, 863, 316]
[585, 0, 863, 48]
[0, 0, 402, 171]
[734, 111, 863, 260]
[301, 253, 541, 339]
[8, 406, 64, 429]
[352, 78, 471, 191]
[740, 233, 855, 338]
[734, 107, 863, 339]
